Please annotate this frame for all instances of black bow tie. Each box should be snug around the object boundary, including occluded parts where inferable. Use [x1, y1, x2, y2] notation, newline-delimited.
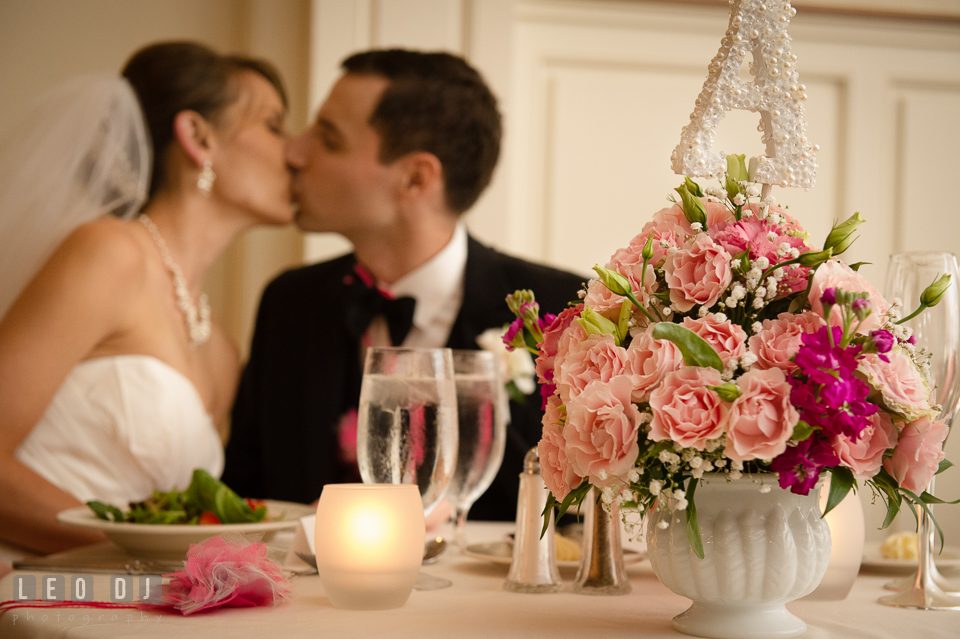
[344, 266, 417, 346]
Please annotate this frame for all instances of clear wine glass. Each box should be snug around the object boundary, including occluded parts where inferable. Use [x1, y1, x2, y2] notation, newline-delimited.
[357, 347, 459, 590]
[447, 350, 508, 549]
[879, 251, 960, 610]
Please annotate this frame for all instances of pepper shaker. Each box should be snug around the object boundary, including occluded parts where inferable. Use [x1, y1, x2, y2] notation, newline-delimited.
[503, 448, 562, 593]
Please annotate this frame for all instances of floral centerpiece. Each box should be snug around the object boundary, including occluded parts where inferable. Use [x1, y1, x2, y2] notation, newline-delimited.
[505, 154, 956, 557]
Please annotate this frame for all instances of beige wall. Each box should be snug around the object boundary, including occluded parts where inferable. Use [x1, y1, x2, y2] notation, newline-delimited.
[0, 0, 310, 356]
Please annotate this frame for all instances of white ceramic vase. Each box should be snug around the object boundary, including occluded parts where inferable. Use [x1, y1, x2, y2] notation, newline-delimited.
[646, 474, 831, 639]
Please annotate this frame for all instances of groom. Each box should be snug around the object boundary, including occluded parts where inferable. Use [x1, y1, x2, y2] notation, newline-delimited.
[223, 49, 582, 520]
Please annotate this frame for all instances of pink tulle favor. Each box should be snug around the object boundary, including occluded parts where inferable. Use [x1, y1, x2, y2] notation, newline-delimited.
[156, 536, 291, 615]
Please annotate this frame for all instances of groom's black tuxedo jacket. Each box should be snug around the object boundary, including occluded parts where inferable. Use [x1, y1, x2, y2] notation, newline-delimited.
[223, 235, 583, 521]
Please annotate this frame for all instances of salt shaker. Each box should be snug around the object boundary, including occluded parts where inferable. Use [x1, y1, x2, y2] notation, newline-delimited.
[503, 448, 562, 593]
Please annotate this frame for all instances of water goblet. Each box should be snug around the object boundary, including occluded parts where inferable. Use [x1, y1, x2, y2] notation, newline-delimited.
[879, 251, 960, 610]
[357, 347, 459, 590]
[446, 350, 508, 549]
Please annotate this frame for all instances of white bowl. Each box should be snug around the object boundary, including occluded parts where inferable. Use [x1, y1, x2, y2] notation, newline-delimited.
[58, 500, 314, 559]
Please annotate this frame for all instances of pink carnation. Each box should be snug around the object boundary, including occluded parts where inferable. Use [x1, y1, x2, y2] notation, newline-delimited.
[556, 333, 629, 404]
[584, 279, 629, 321]
[662, 234, 733, 312]
[538, 396, 582, 500]
[681, 315, 747, 365]
[748, 311, 825, 372]
[623, 327, 684, 402]
[883, 416, 948, 493]
[709, 213, 810, 294]
[649, 366, 729, 450]
[562, 376, 641, 485]
[630, 220, 686, 268]
[536, 304, 583, 385]
[809, 260, 890, 333]
[648, 202, 734, 237]
[858, 350, 934, 422]
[832, 411, 898, 480]
[724, 368, 798, 462]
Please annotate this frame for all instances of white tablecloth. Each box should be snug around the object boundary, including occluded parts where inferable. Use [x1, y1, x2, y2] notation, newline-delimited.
[2, 522, 959, 639]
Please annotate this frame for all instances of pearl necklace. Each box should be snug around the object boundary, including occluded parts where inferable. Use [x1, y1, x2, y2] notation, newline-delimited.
[138, 215, 212, 348]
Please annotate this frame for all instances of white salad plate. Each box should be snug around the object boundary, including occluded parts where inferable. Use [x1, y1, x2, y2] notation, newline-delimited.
[463, 540, 644, 569]
[58, 500, 314, 559]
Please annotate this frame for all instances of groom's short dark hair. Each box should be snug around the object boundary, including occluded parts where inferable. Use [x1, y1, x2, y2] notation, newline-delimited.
[342, 49, 501, 214]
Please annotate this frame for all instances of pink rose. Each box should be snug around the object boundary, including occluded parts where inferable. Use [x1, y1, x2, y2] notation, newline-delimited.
[883, 416, 948, 493]
[832, 411, 898, 480]
[649, 366, 729, 450]
[724, 368, 798, 461]
[663, 234, 733, 312]
[562, 376, 641, 485]
[556, 333, 629, 404]
[681, 315, 747, 365]
[647, 202, 734, 237]
[605, 242, 659, 303]
[538, 397, 582, 500]
[536, 304, 583, 385]
[623, 327, 684, 402]
[749, 311, 825, 372]
[810, 260, 890, 333]
[858, 350, 934, 421]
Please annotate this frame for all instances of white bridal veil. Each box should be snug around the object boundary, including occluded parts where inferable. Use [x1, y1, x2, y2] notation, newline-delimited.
[0, 75, 151, 318]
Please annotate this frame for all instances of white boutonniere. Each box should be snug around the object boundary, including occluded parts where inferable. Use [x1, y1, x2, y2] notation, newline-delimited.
[477, 326, 537, 403]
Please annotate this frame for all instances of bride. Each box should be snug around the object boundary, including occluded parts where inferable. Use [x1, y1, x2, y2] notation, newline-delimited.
[0, 41, 293, 555]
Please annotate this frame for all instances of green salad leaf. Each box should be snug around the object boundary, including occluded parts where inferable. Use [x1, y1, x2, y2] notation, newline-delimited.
[87, 469, 268, 525]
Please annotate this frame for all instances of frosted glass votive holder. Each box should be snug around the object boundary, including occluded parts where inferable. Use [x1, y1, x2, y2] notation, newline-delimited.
[314, 484, 425, 610]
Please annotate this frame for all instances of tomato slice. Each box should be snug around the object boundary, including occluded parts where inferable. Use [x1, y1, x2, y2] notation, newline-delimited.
[198, 512, 222, 525]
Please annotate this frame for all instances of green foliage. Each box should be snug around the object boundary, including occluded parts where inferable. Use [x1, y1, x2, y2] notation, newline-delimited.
[87, 469, 267, 525]
[651, 322, 724, 373]
[685, 478, 704, 559]
[823, 467, 854, 516]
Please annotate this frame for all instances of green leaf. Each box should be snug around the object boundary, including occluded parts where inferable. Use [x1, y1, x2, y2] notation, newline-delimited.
[87, 501, 125, 522]
[936, 460, 955, 475]
[823, 467, 855, 516]
[505, 380, 528, 404]
[847, 261, 871, 272]
[685, 478, 705, 560]
[540, 493, 557, 539]
[791, 420, 815, 442]
[651, 322, 724, 373]
[902, 487, 947, 552]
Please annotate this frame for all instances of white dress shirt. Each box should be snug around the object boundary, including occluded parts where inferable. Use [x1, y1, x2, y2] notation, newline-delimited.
[390, 222, 467, 348]
[364, 222, 467, 349]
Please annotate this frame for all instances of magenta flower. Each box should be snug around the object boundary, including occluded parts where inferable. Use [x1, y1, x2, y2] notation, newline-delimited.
[502, 317, 524, 351]
[770, 437, 840, 495]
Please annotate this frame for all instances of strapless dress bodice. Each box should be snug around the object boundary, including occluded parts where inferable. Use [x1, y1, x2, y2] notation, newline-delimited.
[15, 354, 224, 507]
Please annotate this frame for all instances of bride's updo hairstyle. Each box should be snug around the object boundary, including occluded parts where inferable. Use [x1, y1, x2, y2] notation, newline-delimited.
[121, 41, 288, 199]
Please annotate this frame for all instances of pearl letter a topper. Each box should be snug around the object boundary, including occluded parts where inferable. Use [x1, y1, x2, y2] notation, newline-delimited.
[671, 0, 817, 189]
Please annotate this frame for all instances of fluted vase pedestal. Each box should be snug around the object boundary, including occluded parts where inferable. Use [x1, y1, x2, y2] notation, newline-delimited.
[646, 474, 832, 639]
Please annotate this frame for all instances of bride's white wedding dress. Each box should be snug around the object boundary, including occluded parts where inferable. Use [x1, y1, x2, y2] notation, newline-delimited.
[15, 355, 224, 507]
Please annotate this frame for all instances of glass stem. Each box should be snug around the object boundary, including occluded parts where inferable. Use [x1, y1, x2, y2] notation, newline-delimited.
[454, 505, 470, 549]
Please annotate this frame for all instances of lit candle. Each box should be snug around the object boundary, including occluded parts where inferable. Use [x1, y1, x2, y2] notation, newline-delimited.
[314, 484, 425, 610]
